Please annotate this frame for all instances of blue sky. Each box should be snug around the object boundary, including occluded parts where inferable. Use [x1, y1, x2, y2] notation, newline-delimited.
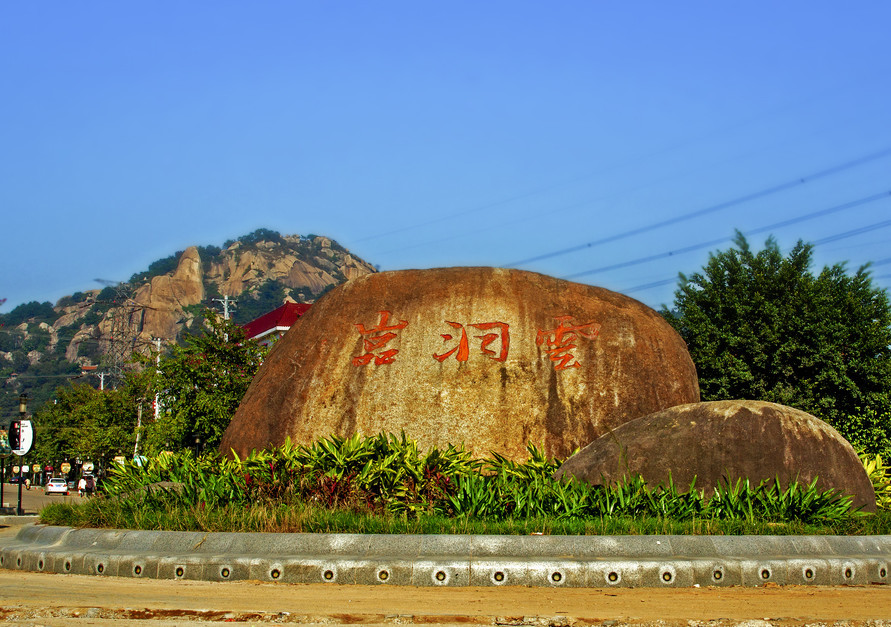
[2, 2, 889, 313]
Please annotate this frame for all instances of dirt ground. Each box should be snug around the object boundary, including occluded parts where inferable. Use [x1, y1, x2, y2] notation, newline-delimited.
[2, 520, 891, 626]
[2, 569, 891, 627]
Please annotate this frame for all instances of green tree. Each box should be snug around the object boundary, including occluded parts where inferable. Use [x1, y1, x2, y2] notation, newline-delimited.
[232, 279, 287, 323]
[145, 311, 266, 453]
[664, 232, 891, 451]
[32, 382, 138, 470]
[0, 301, 57, 326]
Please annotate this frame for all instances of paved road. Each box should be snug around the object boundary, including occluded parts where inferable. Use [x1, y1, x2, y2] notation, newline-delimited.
[1, 481, 84, 514]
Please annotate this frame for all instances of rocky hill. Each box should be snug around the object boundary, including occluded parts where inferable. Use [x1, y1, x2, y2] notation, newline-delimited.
[0, 229, 375, 416]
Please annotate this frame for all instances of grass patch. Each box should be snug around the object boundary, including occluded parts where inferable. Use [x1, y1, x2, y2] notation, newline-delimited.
[39, 500, 891, 536]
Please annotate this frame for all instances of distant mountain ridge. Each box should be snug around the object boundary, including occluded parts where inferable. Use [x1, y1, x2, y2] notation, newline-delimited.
[0, 229, 376, 416]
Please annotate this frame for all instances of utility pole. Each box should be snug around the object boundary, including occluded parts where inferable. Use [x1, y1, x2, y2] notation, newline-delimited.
[152, 337, 162, 421]
[212, 295, 237, 341]
[93, 372, 110, 391]
[135, 337, 162, 459]
[134, 403, 142, 459]
[212, 295, 237, 320]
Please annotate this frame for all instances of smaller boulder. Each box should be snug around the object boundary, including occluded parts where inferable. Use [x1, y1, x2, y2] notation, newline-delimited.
[555, 400, 876, 511]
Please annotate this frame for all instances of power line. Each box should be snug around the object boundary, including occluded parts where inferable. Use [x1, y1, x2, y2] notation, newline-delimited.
[8, 374, 86, 380]
[620, 218, 891, 295]
[624, 278, 677, 294]
[505, 146, 891, 268]
[353, 73, 888, 249]
[0, 329, 108, 344]
[813, 219, 891, 246]
[0, 327, 102, 338]
[564, 191, 891, 280]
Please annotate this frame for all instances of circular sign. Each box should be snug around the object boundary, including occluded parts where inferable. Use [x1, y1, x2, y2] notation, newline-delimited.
[61, 462, 71, 474]
[31, 464, 40, 473]
[11, 420, 34, 456]
[12, 465, 19, 474]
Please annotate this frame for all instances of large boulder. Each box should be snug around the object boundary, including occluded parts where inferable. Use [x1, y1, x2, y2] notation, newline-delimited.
[221, 267, 700, 460]
[554, 400, 876, 511]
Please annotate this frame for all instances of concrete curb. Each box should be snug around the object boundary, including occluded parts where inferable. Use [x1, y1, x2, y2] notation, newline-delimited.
[2, 524, 890, 587]
[0, 515, 39, 525]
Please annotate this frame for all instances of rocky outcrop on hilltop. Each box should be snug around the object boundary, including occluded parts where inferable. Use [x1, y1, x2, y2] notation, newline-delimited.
[0, 231, 376, 374]
[204, 235, 372, 298]
[125, 233, 374, 353]
[131, 247, 206, 341]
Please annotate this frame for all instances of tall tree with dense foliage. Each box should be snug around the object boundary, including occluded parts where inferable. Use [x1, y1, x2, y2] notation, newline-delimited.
[32, 382, 139, 467]
[144, 311, 266, 453]
[664, 232, 891, 453]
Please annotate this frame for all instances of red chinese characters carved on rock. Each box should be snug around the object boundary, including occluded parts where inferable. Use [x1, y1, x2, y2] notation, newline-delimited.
[433, 321, 510, 363]
[536, 316, 601, 370]
[352, 311, 409, 366]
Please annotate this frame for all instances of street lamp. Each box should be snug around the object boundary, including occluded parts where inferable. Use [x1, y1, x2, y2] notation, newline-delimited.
[15, 394, 28, 515]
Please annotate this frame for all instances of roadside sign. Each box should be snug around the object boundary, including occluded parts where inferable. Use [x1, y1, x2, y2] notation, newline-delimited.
[32, 464, 40, 473]
[82, 462, 94, 472]
[61, 462, 71, 474]
[10, 420, 34, 456]
[12, 465, 19, 474]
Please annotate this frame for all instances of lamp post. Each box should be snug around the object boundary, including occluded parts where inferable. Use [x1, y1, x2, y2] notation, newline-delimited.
[16, 394, 27, 515]
[0, 410, 10, 511]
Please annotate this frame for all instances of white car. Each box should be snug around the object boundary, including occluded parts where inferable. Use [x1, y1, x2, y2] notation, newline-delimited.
[45, 478, 70, 496]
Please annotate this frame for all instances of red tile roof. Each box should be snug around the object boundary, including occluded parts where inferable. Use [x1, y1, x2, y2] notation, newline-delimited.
[242, 302, 311, 341]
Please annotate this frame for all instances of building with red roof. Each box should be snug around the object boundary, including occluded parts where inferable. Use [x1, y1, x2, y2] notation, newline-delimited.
[242, 302, 311, 347]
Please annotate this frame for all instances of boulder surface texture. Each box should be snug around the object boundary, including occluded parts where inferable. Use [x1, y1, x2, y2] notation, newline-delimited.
[221, 267, 700, 461]
[554, 400, 877, 511]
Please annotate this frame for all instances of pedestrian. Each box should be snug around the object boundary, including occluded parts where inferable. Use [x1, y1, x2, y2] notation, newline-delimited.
[77, 476, 86, 497]
[85, 475, 95, 497]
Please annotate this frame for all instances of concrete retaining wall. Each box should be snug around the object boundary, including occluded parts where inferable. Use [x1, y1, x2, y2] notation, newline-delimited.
[2, 524, 890, 587]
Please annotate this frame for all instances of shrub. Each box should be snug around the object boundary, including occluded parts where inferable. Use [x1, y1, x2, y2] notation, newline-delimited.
[95, 433, 863, 527]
